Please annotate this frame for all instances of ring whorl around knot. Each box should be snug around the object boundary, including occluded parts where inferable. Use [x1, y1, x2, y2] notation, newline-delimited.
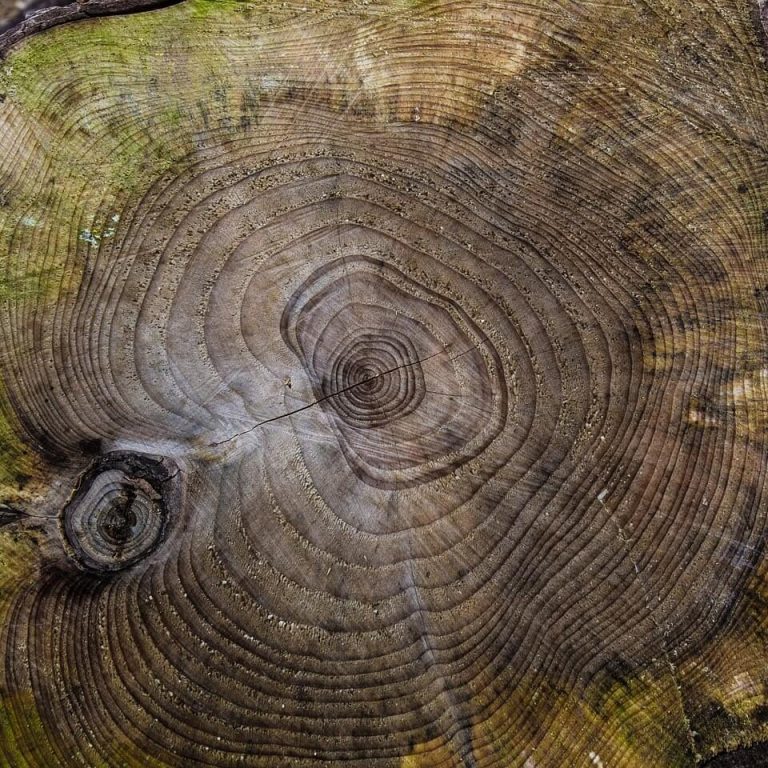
[280, 257, 508, 488]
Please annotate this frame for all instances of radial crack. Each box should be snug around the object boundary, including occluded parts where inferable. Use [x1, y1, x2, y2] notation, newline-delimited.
[208, 341, 470, 448]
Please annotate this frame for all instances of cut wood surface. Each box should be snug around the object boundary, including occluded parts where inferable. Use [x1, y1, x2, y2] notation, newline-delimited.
[0, 0, 767, 765]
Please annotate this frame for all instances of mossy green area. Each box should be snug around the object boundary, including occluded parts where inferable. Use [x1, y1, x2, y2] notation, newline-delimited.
[0, 403, 37, 496]
[0, 530, 42, 768]
[402, 568, 768, 768]
[675, 559, 768, 762]
[470, 664, 693, 768]
[0, 693, 47, 768]
[0, 686, 175, 768]
[0, 2, 208, 493]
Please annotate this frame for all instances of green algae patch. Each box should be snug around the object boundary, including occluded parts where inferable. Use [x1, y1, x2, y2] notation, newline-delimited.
[0, 693, 47, 768]
[0, 687, 174, 767]
[586, 668, 695, 766]
[0, 8, 203, 487]
[401, 734, 463, 768]
[677, 558, 768, 762]
[0, 397, 40, 498]
[472, 669, 692, 767]
[0, 530, 43, 767]
[402, 664, 694, 767]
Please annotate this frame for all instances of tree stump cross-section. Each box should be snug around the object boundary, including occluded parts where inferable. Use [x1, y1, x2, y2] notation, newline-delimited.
[0, 0, 767, 766]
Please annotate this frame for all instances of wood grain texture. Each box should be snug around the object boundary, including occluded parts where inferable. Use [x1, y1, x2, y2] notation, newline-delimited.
[0, 0, 767, 765]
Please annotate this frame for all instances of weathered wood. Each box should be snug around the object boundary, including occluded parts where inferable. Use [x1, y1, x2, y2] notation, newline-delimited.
[0, 0, 768, 765]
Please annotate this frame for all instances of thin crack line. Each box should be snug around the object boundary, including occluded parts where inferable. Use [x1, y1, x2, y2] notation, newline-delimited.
[208, 340, 477, 448]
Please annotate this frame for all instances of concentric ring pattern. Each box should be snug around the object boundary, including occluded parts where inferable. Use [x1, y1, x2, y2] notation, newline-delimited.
[279, 253, 509, 488]
[60, 452, 174, 572]
[0, 1, 767, 766]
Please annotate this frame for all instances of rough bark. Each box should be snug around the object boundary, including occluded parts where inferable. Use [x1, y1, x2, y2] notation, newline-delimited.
[0, 0, 767, 766]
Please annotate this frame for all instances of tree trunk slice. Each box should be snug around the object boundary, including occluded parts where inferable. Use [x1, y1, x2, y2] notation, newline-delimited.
[0, 1, 767, 766]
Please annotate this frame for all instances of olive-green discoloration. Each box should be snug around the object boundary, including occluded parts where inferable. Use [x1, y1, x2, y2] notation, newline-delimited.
[466, 667, 693, 767]
[0, 531, 43, 768]
[0, 694, 47, 768]
[676, 559, 768, 762]
[402, 561, 768, 767]
[0, 400, 39, 497]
